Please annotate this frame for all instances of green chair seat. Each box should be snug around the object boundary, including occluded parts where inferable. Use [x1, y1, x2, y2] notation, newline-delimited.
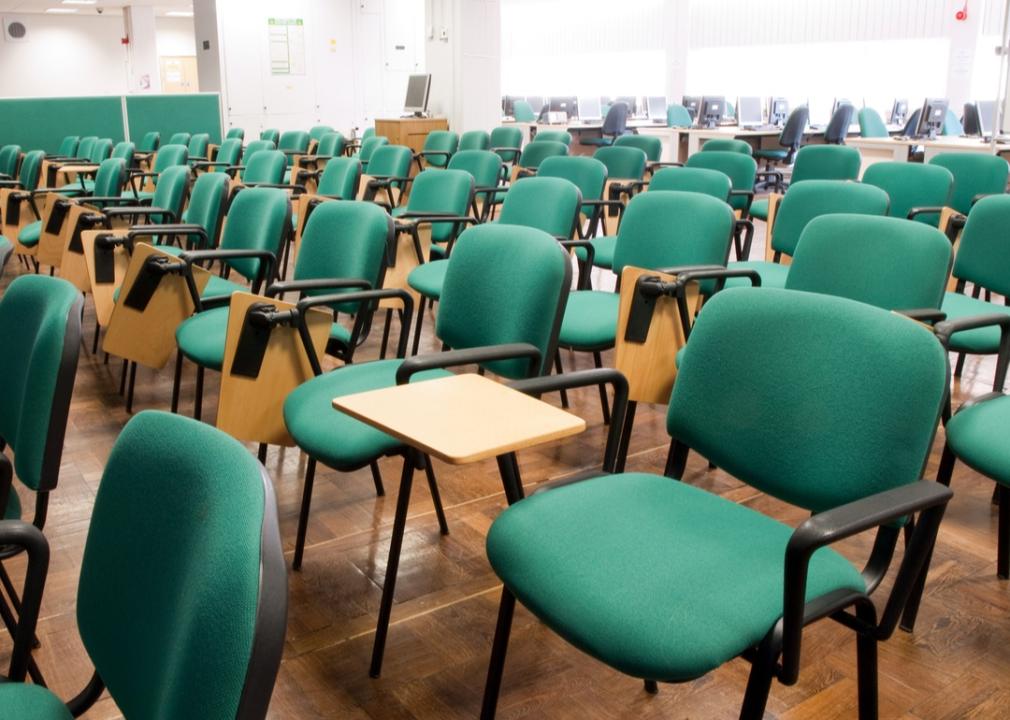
[0, 683, 73, 719]
[749, 198, 769, 221]
[572, 235, 615, 268]
[725, 261, 789, 290]
[941, 291, 1010, 353]
[754, 149, 788, 160]
[946, 396, 1010, 486]
[202, 274, 248, 301]
[487, 472, 865, 682]
[407, 260, 448, 300]
[153, 244, 184, 256]
[558, 291, 619, 349]
[18, 221, 42, 247]
[283, 361, 451, 470]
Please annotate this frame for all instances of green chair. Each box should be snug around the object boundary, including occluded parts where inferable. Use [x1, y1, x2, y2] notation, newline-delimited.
[167, 132, 191, 146]
[0, 274, 81, 684]
[279, 129, 310, 163]
[0, 410, 287, 719]
[459, 130, 491, 151]
[533, 130, 572, 147]
[313, 156, 362, 198]
[87, 139, 113, 164]
[928, 152, 1009, 217]
[415, 130, 459, 169]
[315, 132, 347, 158]
[447, 149, 504, 221]
[666, 103, 693, 127]
[309, 124, 334, 143]
[1, 150, 46, 264]
[649, 166, 730, 200]
[686, 150, 757, 216]
[361, 127, 376, 141]
[240, 150, 287, 186]
[699, 138, 752, 154]
[730, 180, 890, 289]
[490, 126, 524, 167]
[0, 149, 44, 192]
[482, 286, 951, 720]
[750, 144, 861, 221]
[193, 137, 243, 173]
[512, 100, 536, 122]
[537, 155, 608, 239]
[260, 128, 280, 145]
[513, 140, 568, 178]
[943, 109, 964, 136]
[225, 127, 245, 141]
[284, 220, 572, 572]
[581, 102, 630, 147]
[0, 145, 20, 179]
[615, 134, 662, 161]
[187, 133, 210, 161]
[591, 145, 647, 239]
[858, 107, 889, 138]
[52, 135, 79, 159]
[125, 144, 188, 201]
[74, 137, 98, 160]
[862, 162, 953, 224]
[131, 171, 231, 256]
[62, 142, 132, 195]
[136, 131, 159, 154]
[105, 164, 191, 227]
[360, 145, 413, 206]
[357, 135, 389, 173]
[174, 198, 386, 419]
[753, 106, 809, 186]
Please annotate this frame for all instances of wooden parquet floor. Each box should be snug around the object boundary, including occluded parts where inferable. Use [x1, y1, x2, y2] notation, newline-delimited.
[1, 223, 1009, 719]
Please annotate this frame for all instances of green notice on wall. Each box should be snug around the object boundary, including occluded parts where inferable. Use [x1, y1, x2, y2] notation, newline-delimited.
[268, 18, 306, 76]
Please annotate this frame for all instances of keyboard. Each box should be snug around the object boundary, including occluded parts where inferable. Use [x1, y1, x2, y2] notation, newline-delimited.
[742, 124, 780, 131]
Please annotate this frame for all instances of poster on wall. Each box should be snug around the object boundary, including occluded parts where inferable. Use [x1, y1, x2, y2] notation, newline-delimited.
[268, 18, 306, 75]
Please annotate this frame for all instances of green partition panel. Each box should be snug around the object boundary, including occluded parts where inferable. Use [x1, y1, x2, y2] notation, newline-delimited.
[0, 96, 125, 153]
[126, 93, 223, 146]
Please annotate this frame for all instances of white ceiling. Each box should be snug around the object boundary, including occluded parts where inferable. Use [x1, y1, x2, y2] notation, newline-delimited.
[0, 0, 192, 17]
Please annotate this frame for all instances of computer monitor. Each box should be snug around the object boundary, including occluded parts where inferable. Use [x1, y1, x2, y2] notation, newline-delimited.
[737, 96, 763, 126]
[578, 96, 602, 121]
[549, 96, 579, 119]
[769, 97, 789, 125]
[682, 96, 701, 120]
[615, 96, 638, 116]
[977, 100, 997, 136]
[647, 96, 667, 122]
[890, 99, 909, 126]
[831, 98, 853, 116]
[404, 74, 431, 117]
[503, 95, 524, 117]
[527, 96, 546, 115]
[698, 96, 725, 129]
[914, 98, 949, 140]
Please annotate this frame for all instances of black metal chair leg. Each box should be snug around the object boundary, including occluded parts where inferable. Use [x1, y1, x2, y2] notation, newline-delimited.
[171, 351, 183, 414]
[126, 362, 137, 413]
[616, 401, 637, 473]
[118, 358, 128, 395]
[293, 457, 317, 571]
[411, 296, 426, 356]
[554, 351, 569, 408]
[593, 351, 610, 424]
[422, 454, 449, 535]
[257, 443, 268, 463]
[369, 453, 416, 678]
[998, 484, 1009, 579]
[194, 365, 205, 421]
[954, 352, 966, 377]
[91, 321, 100, 354]
[643, 680, 658, 694]
[379, 308, 393, 359]
[856, 603, 879, 720]
[739, 645, 776, 719]
[0, 586, 45, 686]
[480, 588, 517, 720]
[369, 460, 385, 497]
[993, 484, 1001, 505]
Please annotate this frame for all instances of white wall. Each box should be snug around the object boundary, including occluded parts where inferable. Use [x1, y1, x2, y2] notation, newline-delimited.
[156, 17, 198, 57]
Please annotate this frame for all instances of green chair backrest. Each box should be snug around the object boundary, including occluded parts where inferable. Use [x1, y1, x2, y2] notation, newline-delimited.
[279, 130, 311, 167]
[928, 152, 1009, 215]
[153, 144, 189, 175]
[668, 287, 947, 513]
[225, 128, 244, 141]
[295, 200, 390, 314]
[537, 156, 607, 217]
[699, 138, 752, 155]
[137, 132, 159, 153]
[90, 139, 113, 163]
[213, 138, 243, 169]
[513, 100, 536, 122]
[358, 136, 389, 169]
[309, 125, 334, 142]
[76, 137, 98, 160]
[459, 130, 491, 151]
[316, 157, 361, 198]
[421, 130, 459, 167]
[260, 128, 280, 145]
[951, 193, 1010, 296]
[593, 145, 647, 181]
[861, 162, 953, 223]
[240, 140, 274, 164]
[242, 150, 287, 185]
[219, 187, 290, 282]
[858, 107, 889, 138]
[181, 172, 230, 249]
[613, 190, 734, 275]
[787, 214, 951, 311]
[648, 166, 731, 201]
[366, 145, 412, 181]
[789, 145, 861, 184]
[490, 126, 523, 163]
[111, 141, 134, 168]
[76, 410, 284, 719]
[771, 180, 890, 257]
[17, 150, 44, 191]
[316, 132, 347, 157]
[666, 104, 692, 127]
[93, 158, 128, 197]
[0, 145, 19, 177]
[498, 176, 581, 238]
[187, 133, 210, 159]
[405, 169, 474, 242]
[438, 223, 571, 379]
[0, 274, 81, 494]
[614, 134, 663, 162]
[447, 150, 503, 190]
[533, 130, 572, 147]
[56, 136, 79, 157]
[943, 109, 963, 136]
[685, 151, 757, 211]
[361, 127, 376, 141]
[517, 140, 568, 170]
[150, 165, 191, 221]
[167, 132, 191, 147]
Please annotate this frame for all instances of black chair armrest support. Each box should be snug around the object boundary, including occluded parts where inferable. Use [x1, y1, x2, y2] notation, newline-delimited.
[266, 278, 370, 298]
[127, 224, 209, 245]
[395, 343, 542, 385]
[558, 239, 595, 289]
[104, 206, 175, 221]
[181, 248, 276, 295]
[897, 308, 947, 324]
[935, 314, 1010, 390]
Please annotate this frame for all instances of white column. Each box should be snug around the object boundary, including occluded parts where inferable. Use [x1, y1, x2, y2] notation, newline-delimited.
[664, 0, 690, 104]
[945, 0, 984, 112]
[123, 5, 161, 93]
[192, 0, 224, 93]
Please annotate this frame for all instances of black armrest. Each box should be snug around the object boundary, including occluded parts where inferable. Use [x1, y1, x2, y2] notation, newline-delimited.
[127, 224, 209, 246]
[395, 343, 542, 385]
[266, 278, 370, 298]
[181, 248, 276, 294]
[243, 182, 307, 195]
[0, 518, 49, 683]
[0, 180, 24, 189]
[105, 206, 174, 220]
[676, 266, 762, 293]
[935, 313, 1010, 390]
[368, 175, 413, 188]
[396, 212, 478, 227]
[907, 206, 948, 221]
[648, 161, 684, 169]
[898, 308, 946, 324]
[491, 146, 521, 162]
[559, 239, 595, 289]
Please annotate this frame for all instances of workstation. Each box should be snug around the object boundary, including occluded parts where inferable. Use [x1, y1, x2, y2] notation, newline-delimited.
[3, 1, 1010, 718]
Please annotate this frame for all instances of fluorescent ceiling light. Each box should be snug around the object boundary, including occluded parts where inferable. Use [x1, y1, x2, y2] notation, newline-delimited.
[46, 7, 79, 12]
[62, 1, 97, 5]
[165, 10, 193, 16]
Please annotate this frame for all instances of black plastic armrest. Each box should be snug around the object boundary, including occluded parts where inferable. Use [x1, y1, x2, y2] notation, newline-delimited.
[127, 171, 160, 181]
[648, 161, 684, 169]
[105, 206, 172, 219]
[558, 239, 595, 289]
[780, 480, 952, 683]
[243, 182, 307, 195]
[0, 180, 24, 189]
[77, 195, 134, 205]
[906, 206, 948, 221]
[267, 278, 370, 298]
[730, 189, 755, 202]
[182, 248, 276, 291]
[368, 175, 413, 187]
[191, 160, 233, 169]
[0, 518, 49, 683]
[417, 150, 452, 161]
[582, 199, 625, 211]
[935, 314, 1010, 390]
[127, 224, 208, 244]
[396, 212, 478, 226]
[675, 266, 761, 291]
[282, 149, 306, 157]
[508, 368, 629, 472]
[491, 146, 521, 160]
[395, 343, 542, 385]
[898, 308, 946, 324]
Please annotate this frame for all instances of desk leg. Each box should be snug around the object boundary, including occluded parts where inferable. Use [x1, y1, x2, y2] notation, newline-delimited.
[370, 451, 417, 678]
[497, 453, 525, 504]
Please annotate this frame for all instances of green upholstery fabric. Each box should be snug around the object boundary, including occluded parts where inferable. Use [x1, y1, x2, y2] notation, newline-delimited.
[187, 133, 209, 160]
[17, 222, 41, 247]
[309, 125, 334, 142]
[145, 165, 190, 223]
[593, 145, 647, 181]
[242, 149, 286, 185]
[753, 148, 788, 160]
[685, 151, 757, 212]
[0, 145, 20, 177]
[181, 172, 230, 248]
[215, 187, 290, 282]
[75, 138, 97, 160]
[167, 132, 191, 146]
[490, 127, 523, 164]
[614, 134, 662, 162]
[516, 141, 568, 171]
[76, 411, 268, 719]
[419, 130, 459, 167]
[153, 144, 188, 173]
[558, 291, 619, 348]
[943, 109, 964, 136]
[92, 158, 128, 198]
[89, 139, 113, 163]
[211, 138, 242, 169]
[723, 260, 789, 289]
[240, 140, 274, 165]
[459, 130, 491, 151]
[786, 214, 951, 311]
[538, 156, 607, 216]
[0, 275, 79, 492]
[316, 132, 347, 157]
[260, 129, 279, 145]
[316, 157, 361, 198]
[437, 223, 570, 379]
[929, 153, 1009, 215]
[17, 150, 44, 191]
[670, 288, 948, 512]
[361, 128, 375, 141]
[137, 132, 159, 153]
[789, 145, 861, 183]
[407, 259, 447, 300]
[357, 136, 388, 171]
[201, 274, 248, 301]
[946, 396, 1010, 486]
[513, 100, 536, 122]
[487, 473, 865, 682]
[858, 107, 889, 138]
[366, 145, 412, 181]
[951, 194, 1010, 296]
[111, 141, 134, 167]
[225, 128, 244, 141]
[940, 292, 1010, 353]
[862, 162, 953, 223]
[699, 138, 752, 154]
[447, 150, 503, 191]
[587, 235, 615, 269]
[0, 683, 73, 719]
[498, 176, 581, 238]
[666, 104, 692, 127]
[403, 169, 473, 242]
[749, 198, 769, 220]
[279, 130, 310, 163]
[176, 307, 229, 369]
[56, 136, 79, 157]
[534, 130, 572, 147]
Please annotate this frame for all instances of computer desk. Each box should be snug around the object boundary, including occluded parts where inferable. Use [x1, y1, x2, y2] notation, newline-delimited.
[503, 118, 672, 156]
[848, 135, 1010, 177]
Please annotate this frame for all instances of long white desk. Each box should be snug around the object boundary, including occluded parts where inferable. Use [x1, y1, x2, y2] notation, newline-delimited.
[848, 135, 1010, 176]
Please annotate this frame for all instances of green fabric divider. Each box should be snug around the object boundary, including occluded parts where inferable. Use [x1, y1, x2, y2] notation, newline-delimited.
[125, 93, 223, 146]
[0, 96, 124, 153]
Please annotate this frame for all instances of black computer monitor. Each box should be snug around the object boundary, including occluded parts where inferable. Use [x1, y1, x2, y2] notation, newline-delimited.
[647, 96, 667, 122]
[527, 96, 546, 115]
[404, 74, 431, 116]
[615, 96, 638, 116]
[503, 95, 525, 117]
[578, 96, 602, 121]
[549, 96, 578, 119]
[914, 98, 949, 140]
[699, 96, 725, 128]
[890, 99, 909, 125]
[769, 97, 789, 125]
[682, 96, 701, 119]
[737, 96, 763, 126]
[831, 98, 854, 119]
[977, 100, 997, 136]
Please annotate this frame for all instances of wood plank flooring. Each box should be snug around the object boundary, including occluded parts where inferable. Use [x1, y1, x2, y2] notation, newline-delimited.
[1, 223, 1008, 719]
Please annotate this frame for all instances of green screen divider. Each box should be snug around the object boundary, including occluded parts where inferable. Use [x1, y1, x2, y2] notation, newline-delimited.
[0, 96, 125, 153]
[126, 93, 223, 147]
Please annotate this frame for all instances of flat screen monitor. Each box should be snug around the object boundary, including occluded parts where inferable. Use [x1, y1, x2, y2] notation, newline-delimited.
[737, 96, 763, 126]
[527, 96, 546, 115]
[914, 98, 949, 140]
[769, 97, 789, 125]
[647, 96, 667, 121]
[699, 96, 725, 128]
[831, 97, 853, 116]
[578, 96, 602, 120]
[682, 96, 701, 119]
[977, 99, 997, 136]
[890, 99, 909, 125]
[615, 96, 638, 116]
[549, 96, 578, 118]
[503, 95, 524, 117]
[404, 74, 431, 116]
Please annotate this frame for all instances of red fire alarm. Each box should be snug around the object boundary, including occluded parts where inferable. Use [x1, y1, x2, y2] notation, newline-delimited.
[956, 1, 968, 21]
[121, 36, 130, 45]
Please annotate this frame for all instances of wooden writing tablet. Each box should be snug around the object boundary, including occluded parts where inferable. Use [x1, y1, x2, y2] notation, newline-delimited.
[380, 221, 431, 309]
[81, 230, 130, 328]
[53, 202, 102, 291]
[763, 192, 783, 262]
[0, 188, 38, 257]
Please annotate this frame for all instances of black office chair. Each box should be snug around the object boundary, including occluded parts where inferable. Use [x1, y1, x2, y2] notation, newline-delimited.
[824, 103, 854, 144]
[902, 109, 921, 137]
[582, 102, 629, 148]
[754, 106, 808, 189]
[962, 103, 981, 136]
